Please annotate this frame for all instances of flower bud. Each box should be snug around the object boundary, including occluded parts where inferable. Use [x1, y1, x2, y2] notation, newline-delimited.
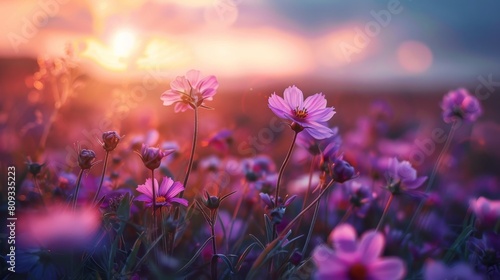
[140, 144, 171, 170]
[27, 162, 44, 176]
[332, 159, 355, 183]
[78, 149, 96, 170]
[203, 192, 220, 210]
[102, 131, 121, 152]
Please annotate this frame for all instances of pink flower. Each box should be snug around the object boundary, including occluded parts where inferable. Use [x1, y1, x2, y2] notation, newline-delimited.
[135, 177, 188, 208]
[139, 144, 174, 170]
[268, 85, 335, 139]
[470, 196, 500, 230]
[160, 69, 218, 113]
[312, 224, 406, 280]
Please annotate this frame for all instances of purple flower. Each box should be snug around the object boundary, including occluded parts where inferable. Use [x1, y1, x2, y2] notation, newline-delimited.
[423, 260, 483, 280]
[135, 177, 188, 208]
[138, 144, 174, 170]
[268, 85, 335, 139]
[345, 180, 375, 218]
[203, 129, 233, 153]
[470, 197, 500, 231]
[160, 69, 218, 113]
[441, 88, 482, 123]
[332, 158, 356, 183]
[312, 224, 406, 280]
[385, 157, 427, 197]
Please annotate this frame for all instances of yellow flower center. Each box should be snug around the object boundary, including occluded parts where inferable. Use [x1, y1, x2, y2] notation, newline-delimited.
[293, 107, 308, 119]
[348, 263, 368, 280]
[156, 196, 166, 204]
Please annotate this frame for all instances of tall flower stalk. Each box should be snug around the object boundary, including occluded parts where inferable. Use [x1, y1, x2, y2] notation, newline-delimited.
[161, 69, 219, 254]
[72, 148, 96, 211]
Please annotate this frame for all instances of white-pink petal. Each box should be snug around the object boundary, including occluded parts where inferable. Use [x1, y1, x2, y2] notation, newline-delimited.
[329, 224, 358, 253]
[283, 86, 304, 109]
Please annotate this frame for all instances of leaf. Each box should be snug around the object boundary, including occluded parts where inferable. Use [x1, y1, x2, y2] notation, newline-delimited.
[120, 232, 145, 276]
[176, 236, 214, 274]
[443, 225, 474, 264]
[235, 242, 258, 271]
[264, 214, 273, 244]
[213, 254, 235, 273]
[132, 232, 165, 272]
[249, 234, 265, 250]
[246, 238, 280, 279]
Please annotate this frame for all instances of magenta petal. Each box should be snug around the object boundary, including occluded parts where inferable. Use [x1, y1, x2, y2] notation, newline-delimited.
[174, 102, 190, 113]
[369, 258, 406, 280]
[170, 76, 190, 93]
[165, 181, 185, 198]
[329, 224, 357, 253]
[358, 231, 384, 263]
[404, 176, 427, 190]
[135, 194, 152, 203]
[170, 197, 188, 206]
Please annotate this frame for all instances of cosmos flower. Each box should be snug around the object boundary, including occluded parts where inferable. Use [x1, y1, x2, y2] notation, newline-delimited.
[160, 69, 218, 113]
[100, 131, 121, 152]
[268, 85, 335, 139]
[135, 177, 188, 208]
[385, 157, 427, 197]
[312, 224, 406, 280]
[441, 88, 482, 123]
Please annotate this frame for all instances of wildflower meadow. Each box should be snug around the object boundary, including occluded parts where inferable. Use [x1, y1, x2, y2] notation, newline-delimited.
[1, 2, 500, 280]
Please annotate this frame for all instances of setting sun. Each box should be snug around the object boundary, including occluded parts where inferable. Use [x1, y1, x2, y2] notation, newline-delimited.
[111, 29, 137, 58]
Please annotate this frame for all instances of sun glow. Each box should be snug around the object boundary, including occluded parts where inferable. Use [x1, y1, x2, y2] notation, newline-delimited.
[111, 29, 137, 58]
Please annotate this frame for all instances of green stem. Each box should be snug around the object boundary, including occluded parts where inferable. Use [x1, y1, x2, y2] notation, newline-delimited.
[301, 198, 321, 256]
[211, 210, 218, 280]
[92, 151, 109, 205]
[297, 156, 316, 230]
[376, 193, 394, 232]
[403, 120, 458, 236]
[180, 106, 199, 198]
[269, 130, 298, 276]
[72, 169, 84, 211]
[169, 106, 199, 255]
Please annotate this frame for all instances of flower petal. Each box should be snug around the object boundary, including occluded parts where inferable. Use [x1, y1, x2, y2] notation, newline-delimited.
[303, 93, 327, 112]
[358, 230, 385, 263]
[306, 107, 336, 122]
[170, 197, 189, 206]
[160, 90, 182, 106]
[369, 257, 406, 280]
[198, 75, 219, 98]
[186, 69, 201, 87]
[305, 122, 335, 140]
[328, 224, 357, 253]
[165, 181, 185, 198]
[283, 86, 304, 109]
[268, 93, 292, 119]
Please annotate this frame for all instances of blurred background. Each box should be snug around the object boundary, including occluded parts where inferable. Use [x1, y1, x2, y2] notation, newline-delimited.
[1, 0, 500, 170]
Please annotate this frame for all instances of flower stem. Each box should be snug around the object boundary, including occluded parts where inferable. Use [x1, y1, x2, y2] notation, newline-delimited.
[210, 210, 218, 280]
[227, 181, 248, 251]
[301, 197, 321, 256]
[403, 120, 458, 236]
[152, 169, 157, 230]
[92, 151, 109, 206]
[33, 176, 46, 209]
[169, 106, 199, 255]
[296, 156, 316, 230]
[376, 193, 394, 232]
[180, 106, 199, 198]
[274, 130, 298, 211]
[269, 130, 298, 276]
[72, 169, 84, 211]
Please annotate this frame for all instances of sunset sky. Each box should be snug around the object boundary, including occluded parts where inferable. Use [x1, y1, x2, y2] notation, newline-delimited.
[1, 0, 499, 86]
